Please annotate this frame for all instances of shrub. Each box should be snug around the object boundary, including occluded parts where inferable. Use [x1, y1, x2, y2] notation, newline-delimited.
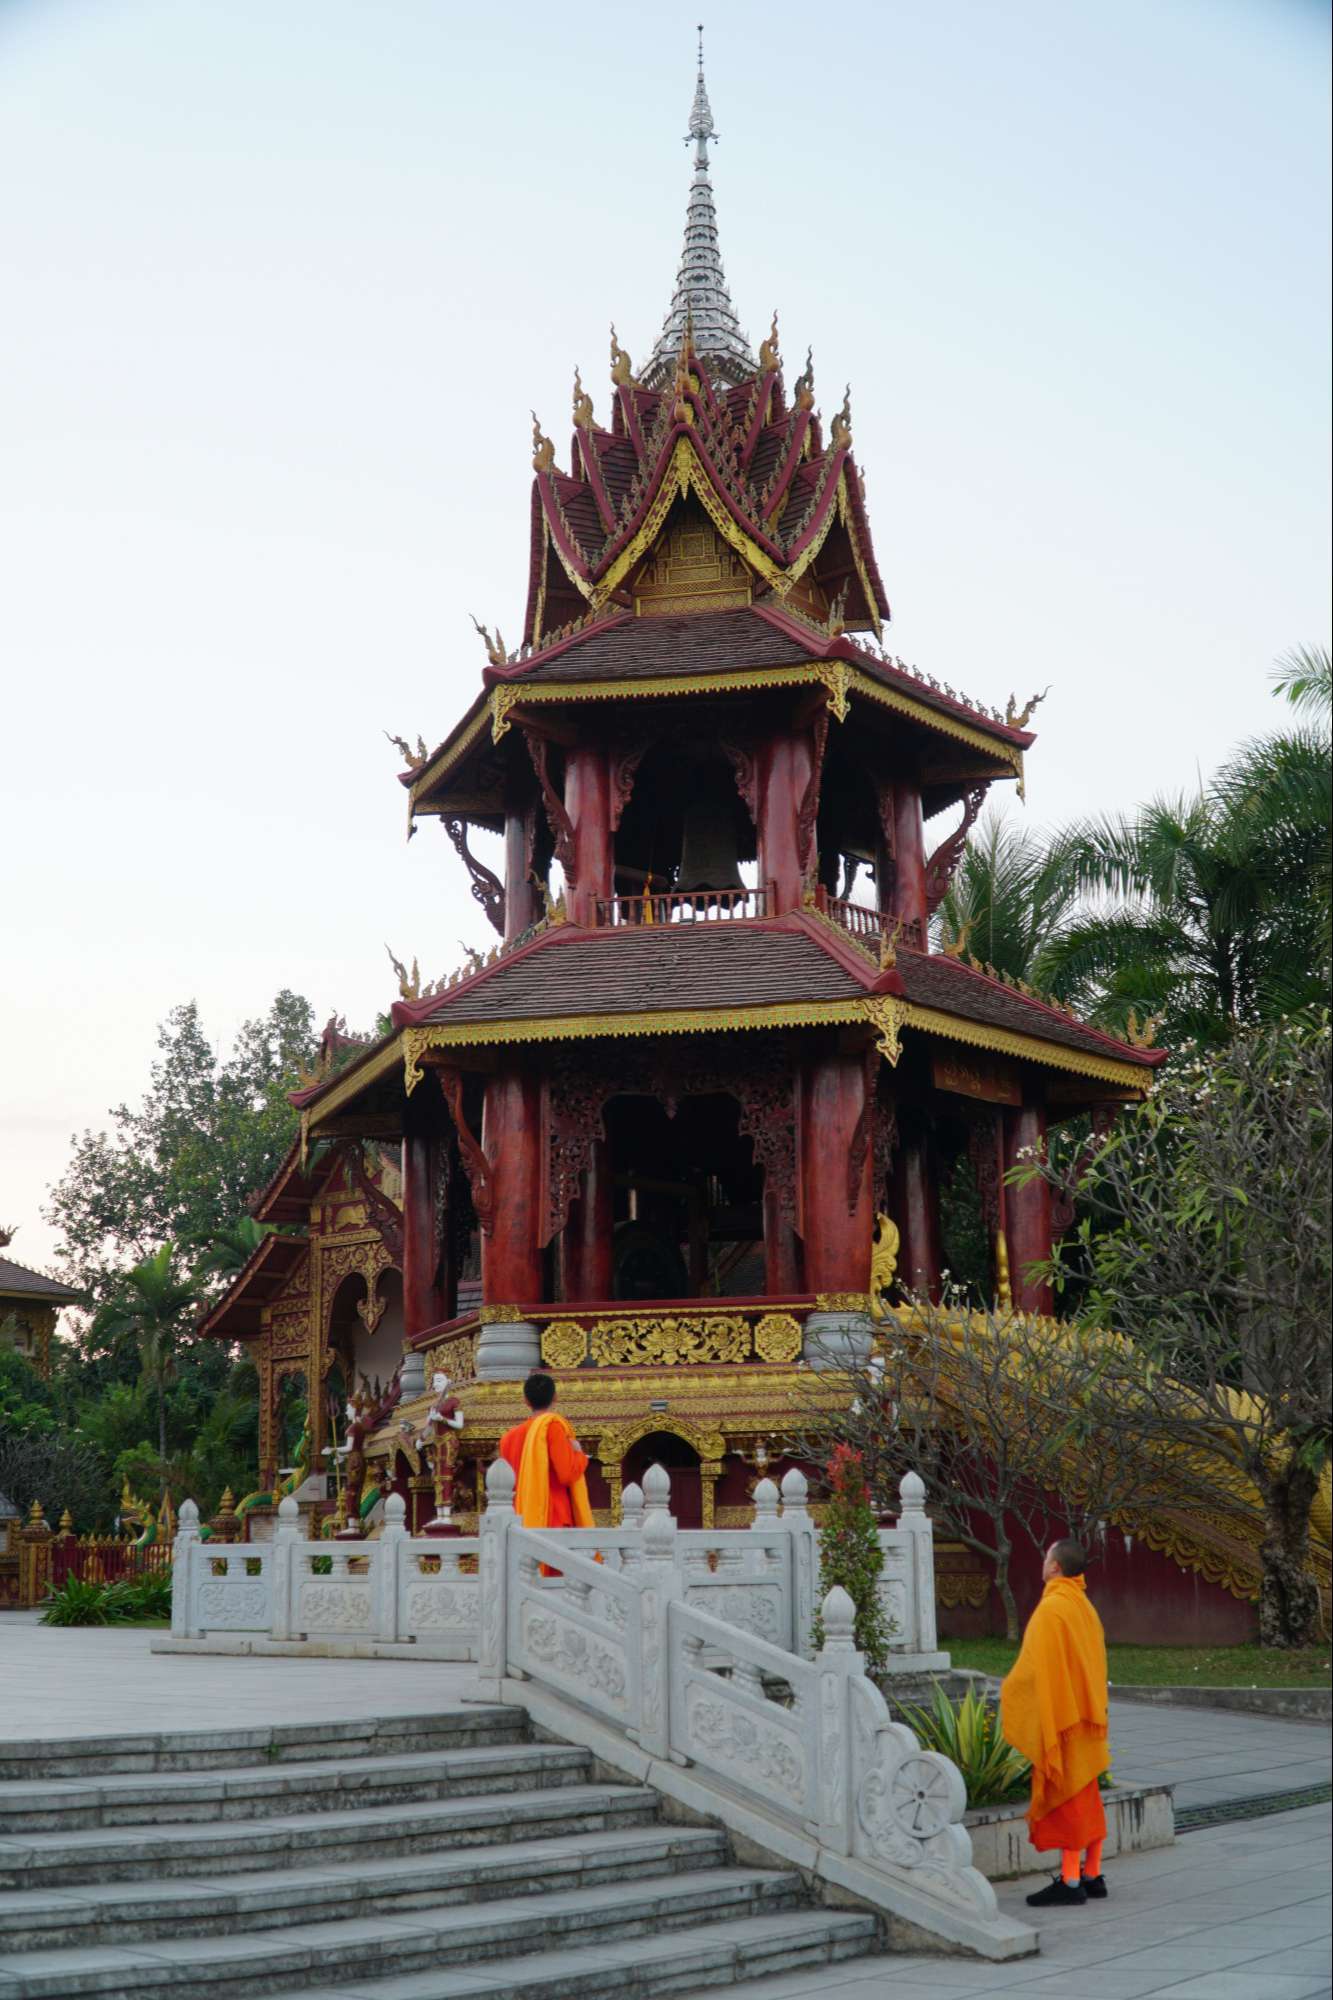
[900, 1686, 1031, 1807]
[814, 1444, 892, 1674]
[101, 1572, 173, 1622]
[39, 1576, 112, 1626]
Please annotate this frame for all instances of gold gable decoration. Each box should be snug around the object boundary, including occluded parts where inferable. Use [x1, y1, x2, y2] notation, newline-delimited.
[632, 498, 753, 617]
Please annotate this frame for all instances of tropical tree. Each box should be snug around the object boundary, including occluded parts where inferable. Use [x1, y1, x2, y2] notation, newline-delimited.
[1035, 656, 1330, 1042]
[934, 811, 1079, 981]
[91, 1246, 197, 1467]
[191, 1215, 273, 1285]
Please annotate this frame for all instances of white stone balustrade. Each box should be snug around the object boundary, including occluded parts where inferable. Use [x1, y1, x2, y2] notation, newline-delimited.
[170, 1465, 941, 1676]
[474, 1456, 1029, 1961]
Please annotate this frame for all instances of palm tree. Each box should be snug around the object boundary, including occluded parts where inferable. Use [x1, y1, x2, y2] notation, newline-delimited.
[92, 1246, 196, 1467]
[935, 810, 1080, 983]
[192, 1215, 273, 1284]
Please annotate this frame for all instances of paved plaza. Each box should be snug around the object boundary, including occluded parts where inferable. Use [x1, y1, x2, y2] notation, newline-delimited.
[1, 1614, 1328, 1998]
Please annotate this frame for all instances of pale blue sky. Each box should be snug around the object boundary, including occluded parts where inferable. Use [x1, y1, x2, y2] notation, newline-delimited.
[2, 0, 1328, 1268]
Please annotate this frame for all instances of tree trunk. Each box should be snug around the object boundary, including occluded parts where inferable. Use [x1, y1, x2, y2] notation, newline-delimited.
[994, 1544, 1021, 1642]
[1257, 1459, 1322, 1648]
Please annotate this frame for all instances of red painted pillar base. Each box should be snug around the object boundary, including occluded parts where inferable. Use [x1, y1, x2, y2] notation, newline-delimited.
[757, 731, 814, 915]
[892, 783, 928, 943]
[565, 746, 612, 927]
[1003, 1100, 1053, 1314]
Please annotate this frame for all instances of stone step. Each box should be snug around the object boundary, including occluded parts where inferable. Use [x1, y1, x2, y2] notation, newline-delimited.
[0, 1823, 730, 1951]
[0, 1782, 666, 1890]
[300, 1911, 882, 1999]
[0, 1742, 593, 1834]
[0, 1711, 522, 1783]
[0, 1867, 827, 1998]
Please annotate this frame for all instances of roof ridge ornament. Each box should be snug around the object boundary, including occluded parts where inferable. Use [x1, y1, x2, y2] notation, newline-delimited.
[610, 324, 636, 388]
[641, 28, 757, 391]
[572, 367, 594, 431]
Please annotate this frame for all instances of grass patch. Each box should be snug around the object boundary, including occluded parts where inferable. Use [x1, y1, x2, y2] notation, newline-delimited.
[948, 1638, 1332, 1689]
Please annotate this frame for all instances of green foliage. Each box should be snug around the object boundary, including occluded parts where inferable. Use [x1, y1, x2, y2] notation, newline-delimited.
[40, 1572, 171, 1626]
[0, 1427, 112, 1531]
[91, 1244, 197, 1465]
[936, 811, 1079, 978]
[814, 1445, 893, 1674]
[39, 1576, 112, 1626]
[899, 1686, 1031, 1806]
[0, 1347, 60, 1435]
[43, 992, 319, 1317]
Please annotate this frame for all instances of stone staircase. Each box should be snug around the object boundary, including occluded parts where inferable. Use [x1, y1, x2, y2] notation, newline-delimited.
[0, 1707, 881, 1998]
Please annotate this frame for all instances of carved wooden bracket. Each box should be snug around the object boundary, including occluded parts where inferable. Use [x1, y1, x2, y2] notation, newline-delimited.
[522, 728, 577, 882]
[609, 737, 652, 831]
[443, 818, 506, 936]
[720, 739, 759, 826]
[435, 1067, 495, 1237]
[340, 1142, 405, 1268]
[924, 786, 988, 916]
[796, 712, 830, 875]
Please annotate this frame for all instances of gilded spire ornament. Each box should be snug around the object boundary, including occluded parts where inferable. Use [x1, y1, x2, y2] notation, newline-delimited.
[572, 367, 594, 430]
[1005, 685, 1050, 728]
[531, 413, 556, 473]
[830, 384, 853, 451]
[642, 29, 756, 389]
[609, 324, 635, 387]
[794, 347, 815, 411]
[758, 310, 780, 374]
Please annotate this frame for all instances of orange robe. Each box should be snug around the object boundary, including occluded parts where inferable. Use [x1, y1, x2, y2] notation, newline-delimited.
[499, 1411, 593, 1531]
[1000, 1575, 1110, 1853]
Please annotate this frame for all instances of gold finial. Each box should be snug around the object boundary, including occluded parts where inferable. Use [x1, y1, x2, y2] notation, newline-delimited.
[469, 613, 508, 667]
[572, 366, 594, 430]
[59, 1508, 74, 1533]
[386, 945, 422, 1001]
[1005, 685, 1051, 728]
[879, 916, 902, 970]
[384, 730, 429, 769]
[758, 310, 780, 374]
[531, 413, 556, 473]
[610, 323, 635, 387]
[942, 917, 975, 959]
[1125, 1009, 1161, 1049]
[830, 384, 853, 451]
[794, 346, 815, 410]
[27, 1498, 45, 1526]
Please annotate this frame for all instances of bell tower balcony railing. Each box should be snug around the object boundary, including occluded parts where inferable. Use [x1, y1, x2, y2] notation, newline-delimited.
[594, 883, 773, 927]
[824, 894, 924, 952]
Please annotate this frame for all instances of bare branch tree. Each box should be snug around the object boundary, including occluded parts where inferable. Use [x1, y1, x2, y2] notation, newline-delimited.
[1023, 1017, 1332, 1646]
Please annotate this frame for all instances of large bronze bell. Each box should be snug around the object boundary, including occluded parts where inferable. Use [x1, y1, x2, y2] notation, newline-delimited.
[676, 792, 745, 892]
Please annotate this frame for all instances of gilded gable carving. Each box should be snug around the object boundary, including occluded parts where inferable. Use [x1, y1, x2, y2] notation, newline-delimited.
[633, 500, 752, 617]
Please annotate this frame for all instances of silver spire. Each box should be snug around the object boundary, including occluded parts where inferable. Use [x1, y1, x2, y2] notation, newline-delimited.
[642, 28, 756, 390]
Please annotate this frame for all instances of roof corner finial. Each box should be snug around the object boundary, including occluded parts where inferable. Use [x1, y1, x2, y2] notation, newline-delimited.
[610, 323, 635, 387]
[830, 383, 853, 451]
[572, 366, 593, 430]
[758, 310, 780, 374]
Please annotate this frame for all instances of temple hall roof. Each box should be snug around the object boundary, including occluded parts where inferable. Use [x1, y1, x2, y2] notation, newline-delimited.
[0, 1256, 82, 1305]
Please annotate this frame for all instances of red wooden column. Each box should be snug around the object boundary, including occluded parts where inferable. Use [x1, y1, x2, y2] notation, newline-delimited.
[503, 801, 539, 944]
[756, 729, 814, 914]
[562, 1137, 614, 1302]
[891, 782, 928, 941]
[401, 1112, 444, 1340]
[480, 1067, 544, 1307]
[564, 745, 612, 926]
[1003, 1098, 1053, 1313]
[762, 1186, 802, 1294]
[893, 1124, 942, 1301]
[800, 1050, 874, 1294]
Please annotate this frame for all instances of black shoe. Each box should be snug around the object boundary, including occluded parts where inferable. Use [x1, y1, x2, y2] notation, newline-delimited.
[1026, 1877, 1087, 1908]
[1082, 1873, 1108, 1899]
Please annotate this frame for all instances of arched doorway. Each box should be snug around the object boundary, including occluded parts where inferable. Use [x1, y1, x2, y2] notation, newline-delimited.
[622, 1431, 702, 1529]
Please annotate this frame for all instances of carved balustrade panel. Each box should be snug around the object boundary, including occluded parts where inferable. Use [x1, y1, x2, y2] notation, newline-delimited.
[398, 1544, 479, 1643]
[293, 1546, 373, 1636]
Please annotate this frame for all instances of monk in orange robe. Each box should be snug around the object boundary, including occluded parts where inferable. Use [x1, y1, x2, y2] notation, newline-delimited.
[1001, 1538, 1110, 1908]
[498, 1373, 594, 1567]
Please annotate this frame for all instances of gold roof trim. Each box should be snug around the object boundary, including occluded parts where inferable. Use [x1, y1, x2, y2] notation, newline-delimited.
[407, 702, 492, 818]
[592, 437, 785, 608]
[902, 1002, 1154, 1091]
[487, 658, 1022, 768]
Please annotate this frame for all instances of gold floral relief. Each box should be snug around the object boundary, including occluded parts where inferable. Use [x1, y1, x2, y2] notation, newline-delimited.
[540, 1320, 590, 1369]
[753, 1312, 802, 1364]
[588, 1314, 752, 1368]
